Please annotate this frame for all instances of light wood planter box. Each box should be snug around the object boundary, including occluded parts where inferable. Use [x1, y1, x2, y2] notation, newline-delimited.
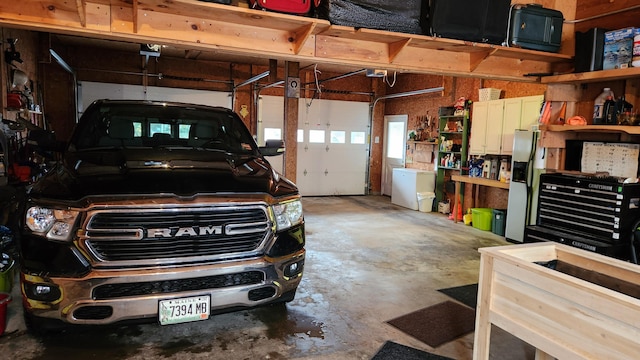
[473, 243, 640, 360]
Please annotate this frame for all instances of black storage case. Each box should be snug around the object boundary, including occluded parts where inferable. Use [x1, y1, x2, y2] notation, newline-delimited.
[574, 28, 609, 72]
[426, 0, 511, 44]
[318, 0, 423, 35]
[507, 4, 563, 52]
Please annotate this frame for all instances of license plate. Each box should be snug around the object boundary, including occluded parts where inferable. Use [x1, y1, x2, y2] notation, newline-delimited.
[159, 295, 211, 325]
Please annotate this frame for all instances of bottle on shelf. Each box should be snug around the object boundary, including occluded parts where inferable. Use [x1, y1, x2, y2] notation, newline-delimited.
[593, 87, 615, 124]
[603, 96, 617, 125]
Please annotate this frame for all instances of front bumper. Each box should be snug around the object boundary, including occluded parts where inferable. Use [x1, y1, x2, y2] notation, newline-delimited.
[21, 250, 304, 325]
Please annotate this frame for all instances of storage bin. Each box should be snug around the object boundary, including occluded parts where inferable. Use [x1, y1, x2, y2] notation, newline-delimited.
[479, 88, 501, 101]
[471, 208, 492, 231]
[492, 209, 507, 236]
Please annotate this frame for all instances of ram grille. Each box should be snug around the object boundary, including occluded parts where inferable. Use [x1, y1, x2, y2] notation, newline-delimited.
[84, 206, 270, 262]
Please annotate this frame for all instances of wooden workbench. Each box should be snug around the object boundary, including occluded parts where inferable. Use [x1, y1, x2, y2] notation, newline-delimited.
[450, 174, 509, 222]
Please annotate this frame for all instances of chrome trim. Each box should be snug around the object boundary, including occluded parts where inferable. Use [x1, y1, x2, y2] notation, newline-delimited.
[24, 251, 305, 325]
[79, 202, 274, 268]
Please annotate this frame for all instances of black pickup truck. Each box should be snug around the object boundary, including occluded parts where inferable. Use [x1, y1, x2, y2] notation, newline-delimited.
[20, 99, 305, 330]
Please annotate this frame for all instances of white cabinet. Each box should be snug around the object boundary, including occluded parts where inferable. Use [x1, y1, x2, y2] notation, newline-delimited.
[469, 99, 503, 155]
[501, 95, 544, 155]
[470, 95, 544, 155]
[485, 100, 505, 154]
[391, 168, 436, 210]
[469, 102, 487, 155]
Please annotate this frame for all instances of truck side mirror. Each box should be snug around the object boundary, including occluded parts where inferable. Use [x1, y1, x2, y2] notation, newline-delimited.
[260, 139, 285, 156]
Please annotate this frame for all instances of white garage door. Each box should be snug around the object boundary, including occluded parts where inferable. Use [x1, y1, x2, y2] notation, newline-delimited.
[259, 95, 369, 196]
[78, 81, 232, 111]
[297, 98, 369, 196]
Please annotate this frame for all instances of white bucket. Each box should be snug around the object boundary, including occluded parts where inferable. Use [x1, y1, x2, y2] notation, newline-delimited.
[417, 192, 436, 213]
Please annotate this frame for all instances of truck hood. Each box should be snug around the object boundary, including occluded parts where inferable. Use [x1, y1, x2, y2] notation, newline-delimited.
[28, 148, 298, 201]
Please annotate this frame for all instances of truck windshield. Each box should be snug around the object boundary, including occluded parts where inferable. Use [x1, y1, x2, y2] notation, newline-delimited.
[70, 102, 258, 154]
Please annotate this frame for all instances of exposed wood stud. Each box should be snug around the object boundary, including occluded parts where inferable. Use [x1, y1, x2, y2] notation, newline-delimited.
[388, 39, 411, 64]
[469, 49, 497, 72]
[133, 0, 139, 34]
[292, 23, 315, 55]
[76, 0, 86, 27]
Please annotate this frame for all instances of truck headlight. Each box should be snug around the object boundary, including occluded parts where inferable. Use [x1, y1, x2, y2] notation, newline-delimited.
[26, 206, 79, 241]
[272, 199, 303, 231]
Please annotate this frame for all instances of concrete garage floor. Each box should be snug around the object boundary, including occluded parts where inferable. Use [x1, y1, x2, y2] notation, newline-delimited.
[0, 195, 535, 359]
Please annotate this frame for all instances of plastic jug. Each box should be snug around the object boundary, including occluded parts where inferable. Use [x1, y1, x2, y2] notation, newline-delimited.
[593, 88, 615, 124]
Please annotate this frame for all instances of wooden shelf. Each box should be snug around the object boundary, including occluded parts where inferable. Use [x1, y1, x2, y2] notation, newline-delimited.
[408, 140, 437, 145]
[0, 0, 573, 82]
[541, 67, 640, 84]
[539, 124, 640, 135]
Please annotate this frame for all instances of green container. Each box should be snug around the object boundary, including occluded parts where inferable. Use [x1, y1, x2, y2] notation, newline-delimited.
[492, 209, 507, 236]
[471, 208, 493, 231]
[0, 257, 14, 293]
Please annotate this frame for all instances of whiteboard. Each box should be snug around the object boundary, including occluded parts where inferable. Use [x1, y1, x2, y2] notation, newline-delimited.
[78, 81, 232, 112]
[581, 142, 640, 179]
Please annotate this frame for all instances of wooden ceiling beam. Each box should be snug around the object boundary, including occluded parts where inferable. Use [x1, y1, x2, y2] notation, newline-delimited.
[0, 0, 573, 82]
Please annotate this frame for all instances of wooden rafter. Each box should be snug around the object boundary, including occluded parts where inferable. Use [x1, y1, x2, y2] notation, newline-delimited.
[0, 0, 573, 82]
[388, 39, 411, 64]
[469, 48, 497, 72]
[76, 0, 86, 27]
[292, 23, 315, 55]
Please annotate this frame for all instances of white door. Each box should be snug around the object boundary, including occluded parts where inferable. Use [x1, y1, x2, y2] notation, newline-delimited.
[382, 115, 407, 196]
[297, 99, 369, 196]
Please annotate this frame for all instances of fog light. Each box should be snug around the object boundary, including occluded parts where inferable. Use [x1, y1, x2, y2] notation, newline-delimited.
[24, 282, 62, 302]
[36, 285, 51, 295]
[284, 260, 304, 278]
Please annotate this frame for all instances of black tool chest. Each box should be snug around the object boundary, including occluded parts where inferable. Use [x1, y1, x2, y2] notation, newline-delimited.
[525, 173, 640, 261]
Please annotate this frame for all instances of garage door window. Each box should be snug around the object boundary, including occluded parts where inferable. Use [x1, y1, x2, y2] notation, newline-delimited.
[351, 131, 365, 144]
[264, 127, 282, 141]
[297, 129, 304, 142]
[330, 131, 345, 144]
[309, 130, 325, 143]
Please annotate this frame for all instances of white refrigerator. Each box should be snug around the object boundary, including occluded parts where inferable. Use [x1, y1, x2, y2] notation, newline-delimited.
[505, 130, 544, 242]
[391, 168, 436, 210]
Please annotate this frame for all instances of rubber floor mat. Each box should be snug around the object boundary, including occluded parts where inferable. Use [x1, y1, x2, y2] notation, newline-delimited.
[371, 341, 455, 360]
[386, 301, 475, 348]
[437, 283, 478, 309]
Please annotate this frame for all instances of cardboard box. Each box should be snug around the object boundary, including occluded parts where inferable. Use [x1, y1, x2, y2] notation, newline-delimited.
[603, 27, 635, 70]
